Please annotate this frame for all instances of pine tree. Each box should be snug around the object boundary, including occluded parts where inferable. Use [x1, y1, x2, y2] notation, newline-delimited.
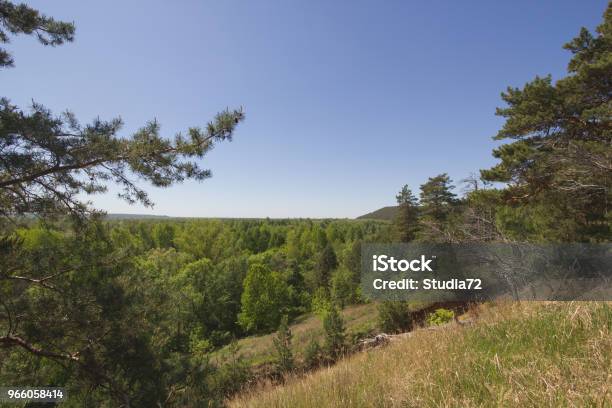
[0, 4, 245, 399]
[273, 315, 294, 373]
[418, 174, 459, 241]
[322, 304, 346, 360]
[419, 174, 458, 223]
[394, 185, 420, 242]
[480, 4, 611, 241]
[0, 1, 244, 221]
[315, 243, 338, 288]
[303, 337, 321, 369]
[343, 239, 363, 285]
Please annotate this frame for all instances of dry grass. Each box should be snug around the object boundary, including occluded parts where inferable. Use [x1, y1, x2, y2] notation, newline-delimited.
[229, 302, 611, 408]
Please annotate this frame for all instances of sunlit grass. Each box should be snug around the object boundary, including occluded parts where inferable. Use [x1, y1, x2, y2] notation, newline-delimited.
[213, 303, 380, 366]
[229, 302, 611, 407]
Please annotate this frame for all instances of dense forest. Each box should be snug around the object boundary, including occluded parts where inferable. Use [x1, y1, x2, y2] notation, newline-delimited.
[1, 217, 387, 406]
[0, 1, 610, 407]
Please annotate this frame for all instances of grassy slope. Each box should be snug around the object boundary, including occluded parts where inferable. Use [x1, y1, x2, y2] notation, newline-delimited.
[213, 303, 380, 366]
[229, 302, 611, 407]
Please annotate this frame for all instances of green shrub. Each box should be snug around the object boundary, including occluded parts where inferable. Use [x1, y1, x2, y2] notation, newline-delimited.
[427, 308, 455, 326]
[303, 337, 322, 369]
[377, 301, 413, 333]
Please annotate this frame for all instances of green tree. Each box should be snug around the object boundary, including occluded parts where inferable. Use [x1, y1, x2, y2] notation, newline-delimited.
[303, 337, 322, 369]
[0, 1, 75, 68]
[322, 304, 346, 360]
[314, 243, 338, 288]
[330, 267, 359, 307]
[343, 239, 362, 282]
[420, 174, 457, 222]
[273, 315, 294, 373]
[152, 222, 176, 248]
[171, 258, 242, 346]
[238, 264, 289, 333]
[480, 4, 611, 241]
[419, 174, 458, 241]
[0, 2, 245, 405]
[394, 184, 420, 242]
[0, 98, 243, 219]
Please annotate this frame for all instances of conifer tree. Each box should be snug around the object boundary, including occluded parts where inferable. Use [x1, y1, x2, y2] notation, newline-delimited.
[0, 2, 244, 221]
[303, 337, 321, 369]
[418, 174, 459, 241]
[419, 174, 458, 223]
[480, 4, 611, 241]
[377, 301, 413, 333]
[315, 243, 338, 288]
[0, 3, 245, 401]
[273, 315, 294, 373]
[394, 184, 420, 242]
[322, 304, 346, 360]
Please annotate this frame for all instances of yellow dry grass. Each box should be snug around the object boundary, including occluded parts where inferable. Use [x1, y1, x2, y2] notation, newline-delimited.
[229, 301, 611, 408]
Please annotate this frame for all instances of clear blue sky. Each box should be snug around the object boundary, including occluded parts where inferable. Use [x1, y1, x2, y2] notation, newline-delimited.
[3, 1, 608, 218]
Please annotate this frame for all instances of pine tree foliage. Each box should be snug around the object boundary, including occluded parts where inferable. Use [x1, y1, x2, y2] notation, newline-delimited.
[417, 173, 459, 240]
[0, 1, 244, 221]
[303, 337, 322, 369]
[419, 174, 458, 222]
[0, 100, 244, 220]
[273, 315, 294, 373]
[314, 242, 338, 287]
[322, 304, 346, 360]
[394, 184, 419, 242]
[0, 0, 75, 67]
[480, 4, 611, 240]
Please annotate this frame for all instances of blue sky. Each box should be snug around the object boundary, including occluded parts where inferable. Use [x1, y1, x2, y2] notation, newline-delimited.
[2, 1, 608, 218]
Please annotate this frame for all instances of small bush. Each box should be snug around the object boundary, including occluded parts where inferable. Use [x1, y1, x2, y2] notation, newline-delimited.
[303, 338, 322, 369]
[377, 301, 413, 333]
[427, 308, 455, 326]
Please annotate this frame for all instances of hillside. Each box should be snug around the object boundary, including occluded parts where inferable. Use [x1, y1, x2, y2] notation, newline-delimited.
[229, 302, 611, 407]
[213, 303, 380, 366]
[356, 206, 398, 221]
[213, 301, 455, 368]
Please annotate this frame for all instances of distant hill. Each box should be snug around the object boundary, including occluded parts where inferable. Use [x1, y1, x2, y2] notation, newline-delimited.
[357, 206, 398, 221]
[105, 213, 170, 220]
